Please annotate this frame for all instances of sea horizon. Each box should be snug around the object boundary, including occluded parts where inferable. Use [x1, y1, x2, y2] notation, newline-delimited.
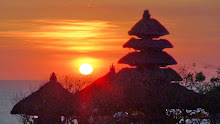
[0, 80, 44, 124]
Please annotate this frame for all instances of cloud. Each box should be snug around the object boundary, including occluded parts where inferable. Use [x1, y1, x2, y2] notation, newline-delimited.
[88, 0, 97, 8]
[0, 19, 127, 58]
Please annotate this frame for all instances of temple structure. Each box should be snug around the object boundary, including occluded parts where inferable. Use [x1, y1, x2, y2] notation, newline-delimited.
[77, 10, 201, 123]
[11, 73, 77, 124]
[114, 10, 200, 122]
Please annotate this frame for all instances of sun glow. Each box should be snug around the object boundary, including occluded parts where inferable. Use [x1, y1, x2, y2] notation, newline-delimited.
[79, 63, 93, 75]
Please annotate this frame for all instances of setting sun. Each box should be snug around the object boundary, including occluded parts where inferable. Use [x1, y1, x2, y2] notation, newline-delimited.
[79, 63, 93, 75]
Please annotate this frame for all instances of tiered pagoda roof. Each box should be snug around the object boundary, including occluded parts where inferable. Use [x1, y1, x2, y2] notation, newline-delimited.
[118, 9, 180, 81]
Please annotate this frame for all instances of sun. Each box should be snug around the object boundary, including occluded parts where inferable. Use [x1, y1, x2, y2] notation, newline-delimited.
[79, 63, 93, 75]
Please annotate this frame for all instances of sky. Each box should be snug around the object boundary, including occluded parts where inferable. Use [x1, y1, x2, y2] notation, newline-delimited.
[0, 0, 219, 80]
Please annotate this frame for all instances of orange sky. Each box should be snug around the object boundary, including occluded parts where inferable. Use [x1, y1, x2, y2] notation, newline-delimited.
[0, 0, 219, 80]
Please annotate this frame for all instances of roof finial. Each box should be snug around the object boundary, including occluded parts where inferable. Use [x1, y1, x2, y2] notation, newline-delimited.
[143, 9, 150, 19]
[50, 72, 57, 82]
[110, 63, 116, 73]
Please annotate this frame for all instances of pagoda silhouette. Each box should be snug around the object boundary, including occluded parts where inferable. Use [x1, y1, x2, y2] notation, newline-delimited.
[119, 9, 180, 81]
[114, 9, 200, 122]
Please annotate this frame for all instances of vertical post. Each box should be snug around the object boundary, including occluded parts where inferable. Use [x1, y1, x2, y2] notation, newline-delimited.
[182, 109, 186, 124]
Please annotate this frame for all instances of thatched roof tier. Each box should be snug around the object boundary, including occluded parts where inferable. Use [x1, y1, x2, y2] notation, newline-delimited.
[11, 73, 76, 116]
[118, 51, 177, 67]
[117, 68, 182, 82]
[203, 86, 220, 113]
[164, 83, 203, 109]
[115, 68, 199, 110]
[128, 10, 169, 38]
[123, 38, 173, 50]
[119, 83, 200, 111]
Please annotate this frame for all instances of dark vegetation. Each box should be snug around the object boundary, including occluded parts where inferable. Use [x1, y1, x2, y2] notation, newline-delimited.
[168, 64, 220, 123]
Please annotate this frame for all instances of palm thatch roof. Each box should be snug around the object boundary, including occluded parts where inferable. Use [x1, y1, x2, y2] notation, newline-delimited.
[115, 69, 201, 110]
[203, 86, 220, 113]
[164, 83, 203, 109]
[77, 67, 182, 115]
[123, 38, 173, 50]
[128, 10, 169, 38]
[76, 67, 201, 121]
[118, 51, 177, 67]
[117, 68, 182, 82]
[11, 73, 77, 117]
[76, 68, 123, 116]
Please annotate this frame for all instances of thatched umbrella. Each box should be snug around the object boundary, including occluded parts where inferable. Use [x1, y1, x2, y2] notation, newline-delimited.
[11, 73, 77, 123]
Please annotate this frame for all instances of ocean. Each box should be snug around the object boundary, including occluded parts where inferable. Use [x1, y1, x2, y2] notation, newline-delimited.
[0, 80, 44, 124]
